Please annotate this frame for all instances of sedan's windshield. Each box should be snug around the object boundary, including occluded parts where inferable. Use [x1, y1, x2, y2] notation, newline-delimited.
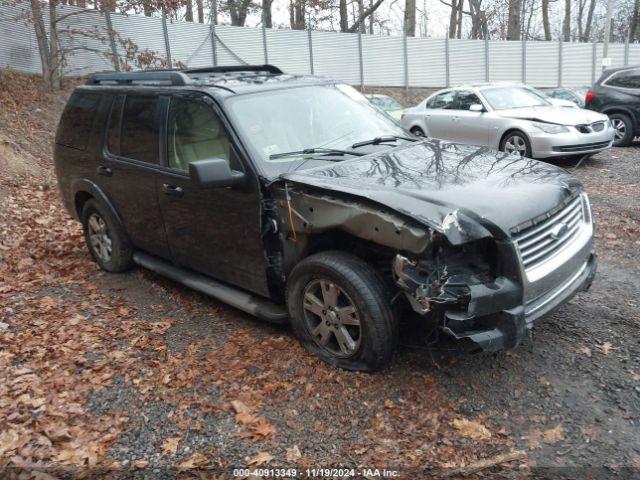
[226, 84, 407, 175]
[481, 86, 550, 110]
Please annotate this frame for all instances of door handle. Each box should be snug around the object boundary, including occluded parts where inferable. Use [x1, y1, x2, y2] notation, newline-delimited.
[162, 183, 184, 198]
[97, 166, 112, 176]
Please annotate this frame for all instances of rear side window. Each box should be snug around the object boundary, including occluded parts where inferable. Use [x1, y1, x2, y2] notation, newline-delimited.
[606, 69, 640, 89]
[120, 95, 160, 163]
[106, 95, 124, 156]
[56, 92, 101, 150]
[427, 91, 455, 109]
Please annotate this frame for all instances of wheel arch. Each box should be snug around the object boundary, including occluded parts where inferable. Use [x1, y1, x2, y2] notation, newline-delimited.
[602, 107, 638, 129]
[71, 178, 124, 229]
[499, 128, 533, 152]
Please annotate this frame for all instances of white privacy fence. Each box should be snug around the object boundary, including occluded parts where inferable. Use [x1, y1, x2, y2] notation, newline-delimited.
[1, 2, 638, 88]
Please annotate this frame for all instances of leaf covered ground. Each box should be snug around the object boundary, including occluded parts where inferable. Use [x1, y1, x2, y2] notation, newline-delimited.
[1, 69, 639, 479]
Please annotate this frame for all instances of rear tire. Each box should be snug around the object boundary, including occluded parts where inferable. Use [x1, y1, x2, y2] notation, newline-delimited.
[410, 126, 425, 137]
[81, 199, 133, 273]
[500, 130, 532, 158]
[286, 251, 397, 372]
[608, 113, 634, 147]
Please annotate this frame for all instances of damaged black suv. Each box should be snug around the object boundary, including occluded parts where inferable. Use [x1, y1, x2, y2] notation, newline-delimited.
[55, 65, 597, 371]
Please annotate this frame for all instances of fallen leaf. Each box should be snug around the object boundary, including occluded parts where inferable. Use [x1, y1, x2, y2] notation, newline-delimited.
[178, 452, 208, 469]
[539, 377, 550, 387]
[542, 424, 564, 444]
[250, 419, 276, 440]
[452, 418, 491, 440]
[231, 400, 252, 415]
[133, 459, 149, 469]
[597, 342, 616, 355]
[235, 411, 259, 426]
[575, 346, 592, 357]
[248, 451, 273, 466]
[161, 436, 181, 456]
[285, 445, 302, 462]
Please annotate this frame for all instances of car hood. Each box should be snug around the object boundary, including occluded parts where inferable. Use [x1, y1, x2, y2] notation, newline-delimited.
[497, 106, 606, 125]
[282, 139, 582, 245]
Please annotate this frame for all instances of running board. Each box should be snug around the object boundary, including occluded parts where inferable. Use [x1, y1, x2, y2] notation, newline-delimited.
[132, 252, 289, 324]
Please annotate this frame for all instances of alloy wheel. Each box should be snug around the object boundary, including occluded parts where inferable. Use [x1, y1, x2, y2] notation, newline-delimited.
[611, 118, 626, 140]
[87, 213, 112, 262]
[503, 135, 528, 156]
[302, 279, 362, 358]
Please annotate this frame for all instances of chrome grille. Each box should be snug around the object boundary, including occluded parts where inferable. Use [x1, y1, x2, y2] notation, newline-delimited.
[513, 196, 585, 271]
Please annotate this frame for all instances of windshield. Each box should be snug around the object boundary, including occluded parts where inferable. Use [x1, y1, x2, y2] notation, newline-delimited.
[481, 86, 550, 110]
[226, 84, 406, 175]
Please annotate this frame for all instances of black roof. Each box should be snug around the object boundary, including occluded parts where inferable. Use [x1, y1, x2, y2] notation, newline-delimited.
[84, 65, 332, 97]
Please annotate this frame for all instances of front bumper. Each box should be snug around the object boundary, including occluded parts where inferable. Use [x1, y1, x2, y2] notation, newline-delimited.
[443, 252, 597, 352]
[529, 125, 615, 158]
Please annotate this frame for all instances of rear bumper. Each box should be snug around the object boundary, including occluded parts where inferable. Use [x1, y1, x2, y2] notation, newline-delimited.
[443, 252, 597, 352]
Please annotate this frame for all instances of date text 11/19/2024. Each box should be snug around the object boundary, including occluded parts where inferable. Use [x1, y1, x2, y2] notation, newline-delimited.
[232, 468, 400, 477]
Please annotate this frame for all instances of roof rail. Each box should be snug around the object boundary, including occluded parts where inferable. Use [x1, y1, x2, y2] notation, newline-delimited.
[86, 71, 191, 86]
[184, 65, 283, 75]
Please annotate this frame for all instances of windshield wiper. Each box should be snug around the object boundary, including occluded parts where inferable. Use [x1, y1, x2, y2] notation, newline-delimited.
[269, 147, 365, 160]
[351, 135, 418, 149]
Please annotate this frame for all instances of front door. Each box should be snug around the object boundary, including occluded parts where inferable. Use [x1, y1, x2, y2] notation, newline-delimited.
[424, 90, 456, 140]
[156, 93, 270, 297]
[449, 90, 490, 146]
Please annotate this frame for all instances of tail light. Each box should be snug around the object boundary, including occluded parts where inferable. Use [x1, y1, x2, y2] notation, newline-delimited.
[585, 91, 596, 104]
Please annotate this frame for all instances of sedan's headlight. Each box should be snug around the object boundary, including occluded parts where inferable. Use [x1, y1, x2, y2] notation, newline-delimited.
[530, 121, 569, 134]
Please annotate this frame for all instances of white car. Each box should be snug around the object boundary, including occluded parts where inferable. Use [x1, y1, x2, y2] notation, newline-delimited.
[401, 84, 615, 158]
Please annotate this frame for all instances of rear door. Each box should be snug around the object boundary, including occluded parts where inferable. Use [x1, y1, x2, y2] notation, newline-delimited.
[155, 93, 270, 297]
[99, 93, 170, 259]
[449, 90, 490, 146]
[424, 91, 456, 140]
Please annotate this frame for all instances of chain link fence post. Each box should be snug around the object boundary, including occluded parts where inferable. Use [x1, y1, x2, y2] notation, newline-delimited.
[403, 34, 409, 90]
[484, 34, 489, 82]
[591, 42, 596, 84]
[521, 39, 526, 83]
[445, 35, 450, 87]
[557, 39, 562, 87]
[357, 29, 364, 90]
[307, 26, 314, 75]
[104, 10, 120, 71]
[624, 36, 630, 65]
[161, 12, 172, 67]
[262, 25, 268, 64]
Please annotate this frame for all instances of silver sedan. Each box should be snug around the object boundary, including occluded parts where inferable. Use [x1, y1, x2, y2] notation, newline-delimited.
[401, 84, 615, 158]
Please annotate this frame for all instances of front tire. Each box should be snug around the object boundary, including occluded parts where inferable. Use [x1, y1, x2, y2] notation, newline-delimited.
[609, 113, 634, 147]
[500, 131, 532, 158]
[287, 251, 397, 372]
[81, 199, 133, 272]
[410, 126, 425, 137]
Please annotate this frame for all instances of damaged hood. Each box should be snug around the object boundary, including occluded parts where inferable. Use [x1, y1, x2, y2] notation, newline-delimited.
[282, 139, 582, 244]
[497, 106, 607, 125]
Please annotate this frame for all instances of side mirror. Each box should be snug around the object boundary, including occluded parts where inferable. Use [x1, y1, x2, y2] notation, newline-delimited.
[469, 104, 485, 112]
[189, 158, 245, 188]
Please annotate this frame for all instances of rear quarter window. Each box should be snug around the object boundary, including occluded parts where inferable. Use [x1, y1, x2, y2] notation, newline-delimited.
[55, 92, 101, 150]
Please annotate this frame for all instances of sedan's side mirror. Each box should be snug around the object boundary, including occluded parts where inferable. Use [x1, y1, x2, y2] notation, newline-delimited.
[469, 104, 485, 112]
[189, 158, 245, 188]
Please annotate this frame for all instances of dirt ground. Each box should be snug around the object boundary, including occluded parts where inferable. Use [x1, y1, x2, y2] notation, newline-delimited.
[1, 70, 639, 479]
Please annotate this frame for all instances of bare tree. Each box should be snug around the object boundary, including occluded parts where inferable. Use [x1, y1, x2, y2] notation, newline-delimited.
[404, 0, 416, 35]
[582, 0, 596, 41]
[447, 0, 459, 37]
[340, 0, 385, 33]
[262, 0, 273, 27]
[185, 0, 193, 21]
[195, 0, 204, 22]
[507, 0, 521, 39]
[542, 0, 552, 40]
[226, 0, 253, 26]
[291, 0, 306, 29]
[562, 0, 570, 40]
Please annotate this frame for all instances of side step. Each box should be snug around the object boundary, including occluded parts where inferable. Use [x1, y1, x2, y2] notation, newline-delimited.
[132, 252, 289, 324]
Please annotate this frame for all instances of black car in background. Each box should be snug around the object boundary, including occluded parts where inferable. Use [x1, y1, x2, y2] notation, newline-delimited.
[585, 66, 640, 146]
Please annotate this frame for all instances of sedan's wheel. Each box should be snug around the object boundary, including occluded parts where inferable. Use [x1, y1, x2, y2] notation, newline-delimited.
[500, 132, 531, 158]
[287, 251, 397, 371]
[608, 113, 633, 147]
[81, 199, 133, 272]
[410, 127, 425, 137]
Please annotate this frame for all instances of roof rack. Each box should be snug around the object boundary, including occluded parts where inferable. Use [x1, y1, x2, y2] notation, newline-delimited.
[184, 65, 283, 75]
[86, 71, 191, 86]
